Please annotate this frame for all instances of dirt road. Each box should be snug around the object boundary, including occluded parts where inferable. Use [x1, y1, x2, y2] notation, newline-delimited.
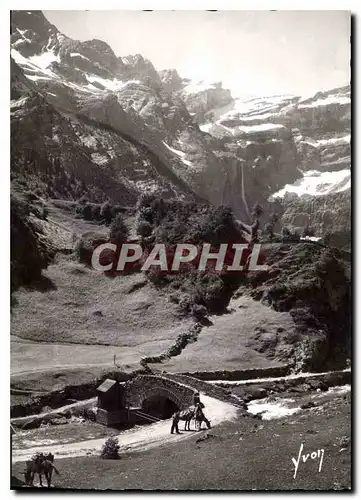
[12, 394, 239, 463]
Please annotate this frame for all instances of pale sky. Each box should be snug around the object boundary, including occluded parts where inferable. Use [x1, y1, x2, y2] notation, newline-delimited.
[43, 10, 351, 98]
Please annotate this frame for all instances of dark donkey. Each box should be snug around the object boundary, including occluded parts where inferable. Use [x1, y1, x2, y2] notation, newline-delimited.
[178, 406, 197, 430]
[25, 452, 60, 488]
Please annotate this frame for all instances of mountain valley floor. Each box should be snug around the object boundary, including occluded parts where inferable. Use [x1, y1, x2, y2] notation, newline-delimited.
[11, 391, 351, 491]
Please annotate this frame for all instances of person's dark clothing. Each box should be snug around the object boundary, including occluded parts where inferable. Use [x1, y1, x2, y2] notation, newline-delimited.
[202, 415, 211, 429]
[193, 395, 200, 406]
[171, 412, 181, 434]
[196, 406, 211, 429]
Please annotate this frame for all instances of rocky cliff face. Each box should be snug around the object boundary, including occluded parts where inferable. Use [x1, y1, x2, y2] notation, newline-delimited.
[11, 10, 350, 235]
[11, 11, 203, 204]
[11, 191, 55, 291]
[194, 87, 350, 232]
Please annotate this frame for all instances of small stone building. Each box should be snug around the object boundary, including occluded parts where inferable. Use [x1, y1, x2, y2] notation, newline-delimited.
[96, 379, 128, 426]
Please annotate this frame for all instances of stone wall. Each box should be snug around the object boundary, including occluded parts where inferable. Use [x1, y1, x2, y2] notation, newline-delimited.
[126, 375, 196, 410]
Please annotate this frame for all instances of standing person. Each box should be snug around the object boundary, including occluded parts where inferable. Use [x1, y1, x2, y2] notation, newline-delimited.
[170, 411, 181, 434]
[193, 392, 200, 407]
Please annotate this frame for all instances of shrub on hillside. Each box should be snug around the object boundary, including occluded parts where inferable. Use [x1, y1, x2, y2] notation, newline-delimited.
[191, 205, 240, 246]
[75, 231, 109, 265]
[134, 198, 245, 315]
[82, 203, 93, 221]
[41, 206, 49, 220]
[191, 303, 208, 320]
[100, 437, 120, 459]
[136, 220, 153, 238]
[109, 213, 129, 242]
[251, 203, 264, 220]
[281, 226, 292, 242]
[302, 226, 315, 238]
[91, 204, 101, 221]
[100, 201, 113, 225]
[138, 199, 241, 247]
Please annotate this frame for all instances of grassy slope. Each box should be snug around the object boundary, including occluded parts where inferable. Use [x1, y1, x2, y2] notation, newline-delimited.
[11, 257, 189, 346]
[12, 202, 299, 385]
[11, 202, 192, 386]
[11, 202, 349, 394]
[11, 395, 351, 491]
[11, 266, 297, 386]
[153, 295, 296, 373]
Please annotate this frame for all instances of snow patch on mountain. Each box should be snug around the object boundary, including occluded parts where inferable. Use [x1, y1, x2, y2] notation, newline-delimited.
[314, 134, 351, 148]
[14, 28, 32, 44]
[11, 96, 28, 108]
[199, 123, 213, 133]
[294, 134, 351, 149]
[182, 79, 222, 94]
[70, 53, 89, 60]
[237, 123, 284, 133]
[199, 94, 295, 134]
[29, 49, 60, 69]
[11, 48, 58, 81]
[298, 95, 351, 109]
[162, 141, 193, 167]
[85, 74, 141, 92]
[271, 168, 351, 199]
[91, 153, 109, 166]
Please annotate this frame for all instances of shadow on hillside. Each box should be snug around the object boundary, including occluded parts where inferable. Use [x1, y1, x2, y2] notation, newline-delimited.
[23, 275, 57, 293]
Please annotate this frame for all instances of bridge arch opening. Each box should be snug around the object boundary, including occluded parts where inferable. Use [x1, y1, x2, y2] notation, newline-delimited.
[142, 395, 179, 420]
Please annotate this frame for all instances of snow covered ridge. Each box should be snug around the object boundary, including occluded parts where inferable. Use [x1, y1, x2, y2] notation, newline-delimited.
[198, 93, 296, 131]
[11, 46, 142, 96]
[198, 87, 349, 137]
[270, 168, 350, 199]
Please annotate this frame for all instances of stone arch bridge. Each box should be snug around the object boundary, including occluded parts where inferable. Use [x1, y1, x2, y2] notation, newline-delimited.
[96, 374, 198, 425]
[127, 375, 197, 417]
